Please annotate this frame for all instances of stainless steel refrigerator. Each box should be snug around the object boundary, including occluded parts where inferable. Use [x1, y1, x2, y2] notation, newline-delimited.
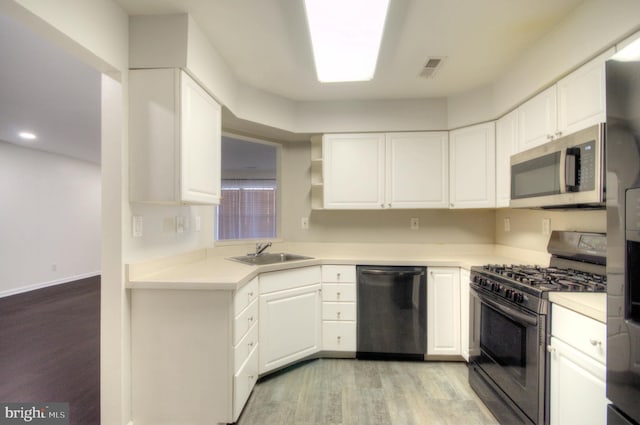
[606, 53, 640, 425]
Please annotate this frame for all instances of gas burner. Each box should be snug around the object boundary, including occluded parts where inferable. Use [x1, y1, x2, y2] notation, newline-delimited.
[481, 263, 606, 292]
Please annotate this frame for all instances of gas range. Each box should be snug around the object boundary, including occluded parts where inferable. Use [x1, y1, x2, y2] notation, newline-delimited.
[468, 231, 607, 425]
[470, 231, 607, 314]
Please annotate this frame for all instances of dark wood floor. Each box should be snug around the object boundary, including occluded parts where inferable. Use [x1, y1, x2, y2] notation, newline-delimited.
[0, 276, 100, 425]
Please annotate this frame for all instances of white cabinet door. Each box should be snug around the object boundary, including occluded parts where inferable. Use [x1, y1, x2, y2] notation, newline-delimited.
[557, 49, 612, 137]
[323, 133, 386, 209]
[180, 71, 221, 204]
[549, 336, 607, 425]
[427, 267, 461, 356]
[495, 110, 518, 208]
[449, 123, 496, 208]
[386, 132, 449, 208]
[129, 68, 221, 204]
[518, 86, 558, 152]
[460, 269, 470, 362]
[259, 283, 322, 373]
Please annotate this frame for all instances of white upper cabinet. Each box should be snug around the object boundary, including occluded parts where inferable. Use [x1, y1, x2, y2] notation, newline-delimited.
[516, 49, 613, 154]
[449, 122, 496, 209]
[518, 86, 558, 152]
[129, 68, 221, 204]
[495, 110, 518, 208]
[323, 133, 386, 209]
[323, 132, 449, 209]
[386, 132, 449, 208]
[557, 49, 612, 136]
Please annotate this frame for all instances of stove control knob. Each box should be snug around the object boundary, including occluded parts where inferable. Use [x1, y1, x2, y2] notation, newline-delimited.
[505, 289, 512, 299]
[514, 293, 524, 303]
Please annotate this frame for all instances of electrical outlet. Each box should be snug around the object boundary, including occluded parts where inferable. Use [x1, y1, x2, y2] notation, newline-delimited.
[301, 217, 309, 229]
[504, 218, 511, 232]
[194, 216, 202, 232]
[542, 218, 551, 235]
[410, 218, 419, 230]
[51, 263, 57, 272]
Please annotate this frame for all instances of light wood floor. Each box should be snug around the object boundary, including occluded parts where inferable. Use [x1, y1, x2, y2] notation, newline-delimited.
[237, 358, 498, 425]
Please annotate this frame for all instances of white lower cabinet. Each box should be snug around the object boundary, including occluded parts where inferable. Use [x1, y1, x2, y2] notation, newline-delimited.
[460, 269, 470, 361]
[321, 265, 357, 353]
[233, 344, 259, 420]
[130, 280, 258, 425]
[259, 267, 322, 374]
[549, 304, 607, 425]
[427, 267, 461, 356]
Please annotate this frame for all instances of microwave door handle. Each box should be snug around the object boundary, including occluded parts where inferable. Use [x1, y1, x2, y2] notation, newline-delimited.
[565, 151, 577, 188]
[559, 149, 567, 193]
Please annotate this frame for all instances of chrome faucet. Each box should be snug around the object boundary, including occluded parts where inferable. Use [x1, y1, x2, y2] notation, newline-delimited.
[254, 241, 272, 256]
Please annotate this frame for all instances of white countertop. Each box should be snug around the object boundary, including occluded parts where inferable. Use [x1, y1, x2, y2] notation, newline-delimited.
[548, 292, 606, 323]
[126, 242, 551, 291]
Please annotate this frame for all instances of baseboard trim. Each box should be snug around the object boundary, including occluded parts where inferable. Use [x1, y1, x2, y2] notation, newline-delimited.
[0, 271, 101, 299]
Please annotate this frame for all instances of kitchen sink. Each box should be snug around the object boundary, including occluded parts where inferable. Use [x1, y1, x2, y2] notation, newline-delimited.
[228, 252, 313, 265]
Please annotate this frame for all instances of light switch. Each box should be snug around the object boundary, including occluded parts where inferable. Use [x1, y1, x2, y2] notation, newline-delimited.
[301, 217, 309, 229]
[194, 216, 202, 232]
[504, 218, 510, 232]
[132, 215, 143, 238]
[176, 216, 186, 234]
[410, 218, 419, 230]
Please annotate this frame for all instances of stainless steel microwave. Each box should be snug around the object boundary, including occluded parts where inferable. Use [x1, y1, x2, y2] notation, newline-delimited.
[510, 123, 605, 208]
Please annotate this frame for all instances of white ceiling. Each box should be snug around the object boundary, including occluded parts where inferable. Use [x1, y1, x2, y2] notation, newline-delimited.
[115, 0, 585, 101]
[0, 1, 587, 162]
[0, 12, 101, 164]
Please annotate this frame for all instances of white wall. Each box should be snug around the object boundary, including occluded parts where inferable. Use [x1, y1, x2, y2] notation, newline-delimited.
[0, 142, 101, 296]
[495, 208, 606, 253]
[1, 3, 131, 425]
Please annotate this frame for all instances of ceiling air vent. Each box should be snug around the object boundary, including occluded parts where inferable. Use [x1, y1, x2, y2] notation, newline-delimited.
[419, 57, 446, 79]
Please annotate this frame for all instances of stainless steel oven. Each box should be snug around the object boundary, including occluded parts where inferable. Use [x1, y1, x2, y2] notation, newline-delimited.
[469, 284, 546, 425]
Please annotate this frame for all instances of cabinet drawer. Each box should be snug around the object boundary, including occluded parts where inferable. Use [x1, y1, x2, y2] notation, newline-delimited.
[259, 266, 321, 294]
[322, 321, 356, 351]
[233, 343, 259, 421]
[234, 298, 258, 346]
[552, 304, 606, 364]
[322, 302, 356, 321]
[322, 265, 356, 283]
[234, 277, 258, 315]
[322, 283, 356, 302]
[234, 320, 258, 374]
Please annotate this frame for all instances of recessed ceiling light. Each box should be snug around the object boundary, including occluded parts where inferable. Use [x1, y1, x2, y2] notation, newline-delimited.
[304, 0, 390, 83]
[18, 131, 37, 141]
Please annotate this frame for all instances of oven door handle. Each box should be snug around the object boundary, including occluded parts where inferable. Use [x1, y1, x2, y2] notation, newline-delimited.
[476, 291, 538, 326]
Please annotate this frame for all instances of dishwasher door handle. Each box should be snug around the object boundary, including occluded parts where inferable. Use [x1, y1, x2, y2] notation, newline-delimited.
[360, 269, 424, 277]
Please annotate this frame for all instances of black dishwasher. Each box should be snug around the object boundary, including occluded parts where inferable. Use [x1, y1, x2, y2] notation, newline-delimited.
[356, 265, 427, 360]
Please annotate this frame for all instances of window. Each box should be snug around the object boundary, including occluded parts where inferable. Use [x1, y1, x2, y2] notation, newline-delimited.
[215, 136, 278, 241]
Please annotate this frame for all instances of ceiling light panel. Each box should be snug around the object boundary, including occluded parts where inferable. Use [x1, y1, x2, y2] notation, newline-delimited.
[304, 0, 390, 83]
